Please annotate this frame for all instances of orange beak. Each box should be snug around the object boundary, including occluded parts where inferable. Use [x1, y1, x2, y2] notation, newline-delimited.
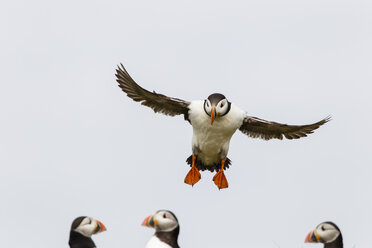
[142, 214, 155, 228]
[95, 220, 107, 234]
[305, 230, 317, 243]
[211, 106, 216, 125]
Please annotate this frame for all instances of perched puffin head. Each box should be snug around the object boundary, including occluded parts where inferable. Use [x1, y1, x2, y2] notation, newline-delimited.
[305, 222, 343, 247]
[69, 216, 106, 248]
[71, 216, 107, 238]
[142, 210, 180, 248]
[204, 93, 231, 125]
[142, 210, 179, 232]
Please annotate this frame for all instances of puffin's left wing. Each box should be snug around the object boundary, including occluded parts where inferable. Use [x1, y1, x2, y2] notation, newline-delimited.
[115, 64, 190, 117]
[239, 116, 331, 140]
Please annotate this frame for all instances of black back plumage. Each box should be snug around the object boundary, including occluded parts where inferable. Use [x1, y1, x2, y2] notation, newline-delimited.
[155, 226, 180, 248]
[69, 231, 96, 248]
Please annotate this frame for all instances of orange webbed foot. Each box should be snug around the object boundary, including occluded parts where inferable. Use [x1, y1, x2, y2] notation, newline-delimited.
[212, 170, 228, 190]
[184, 166, 201, 186]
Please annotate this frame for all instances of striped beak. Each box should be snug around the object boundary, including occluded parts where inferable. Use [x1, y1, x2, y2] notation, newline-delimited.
[305, 230, 318, 243]
[142, 214, 156, 228]
[94, 220, 107, 234]
[211, 106, 216, 125]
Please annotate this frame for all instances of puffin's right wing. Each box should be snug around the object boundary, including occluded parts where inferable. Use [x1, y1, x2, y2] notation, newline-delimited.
[115, 64, 190, 118]
[239, 116, 331, 140]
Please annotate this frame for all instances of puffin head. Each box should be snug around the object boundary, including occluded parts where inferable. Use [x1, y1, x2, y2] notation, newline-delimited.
[204, 93, 231, 125]
[305, 222, 343, 247]
[69, 216, 106, 248]
[142, 210, 179, 232]
[70, 216, 107, 238]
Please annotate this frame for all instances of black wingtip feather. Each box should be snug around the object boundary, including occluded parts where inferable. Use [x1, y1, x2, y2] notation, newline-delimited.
[114, 63, 190, 118]
[240, 115, 331, 141]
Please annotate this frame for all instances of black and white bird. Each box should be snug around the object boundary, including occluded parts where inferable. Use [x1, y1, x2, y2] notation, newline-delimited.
[69, 216, 107, 248]
[115, 64, 330, 189]
[305, 221, 343, 248]
[142, 210, 180, 248]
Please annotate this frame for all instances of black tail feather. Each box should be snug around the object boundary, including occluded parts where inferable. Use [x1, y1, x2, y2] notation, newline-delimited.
[185, 156, 232, 172]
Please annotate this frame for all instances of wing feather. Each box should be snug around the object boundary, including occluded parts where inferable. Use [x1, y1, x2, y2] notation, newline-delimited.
[115, 64, 190, 117]
[239, 116, 331, 140]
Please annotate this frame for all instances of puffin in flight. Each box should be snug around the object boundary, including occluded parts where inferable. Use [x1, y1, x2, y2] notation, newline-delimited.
[115, 64, 330, 189]
[142, 210, 180, 248]
[305, 221, 343, 248]
[69, 216, 106, 248]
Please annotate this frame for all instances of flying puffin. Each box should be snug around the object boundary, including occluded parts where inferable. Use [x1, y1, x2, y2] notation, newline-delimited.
[115, 64, 330, 189]
[142, 210, 180, 248]
[305, 221, 343, 248]
[69, 216, 107, 248]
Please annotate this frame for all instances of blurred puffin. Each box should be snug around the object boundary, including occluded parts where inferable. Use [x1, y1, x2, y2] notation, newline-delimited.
[142, 210, 180, 248]
[69, 216, 106, 248]
[115, 64, 330, 189]
[305, 221, 343, 248]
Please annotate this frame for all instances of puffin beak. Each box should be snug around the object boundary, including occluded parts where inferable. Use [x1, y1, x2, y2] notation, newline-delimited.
[211, 106, 216, 125]
[305, 230, 318, 243]
[94, 220, 107, 234]
[142, 214, 156, 228]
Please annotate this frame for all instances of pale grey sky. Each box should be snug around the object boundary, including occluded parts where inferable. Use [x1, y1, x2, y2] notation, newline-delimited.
[1, 0, 371, 247]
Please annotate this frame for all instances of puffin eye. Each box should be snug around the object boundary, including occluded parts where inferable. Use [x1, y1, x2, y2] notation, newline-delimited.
[220, 102, 224, 108]
[163, 213, 167, 218]
[321, 226, 325, 231]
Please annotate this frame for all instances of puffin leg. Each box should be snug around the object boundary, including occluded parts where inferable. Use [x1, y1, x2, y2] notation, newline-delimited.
[184, 155, 201, 186]
[212, 159, 228, 190]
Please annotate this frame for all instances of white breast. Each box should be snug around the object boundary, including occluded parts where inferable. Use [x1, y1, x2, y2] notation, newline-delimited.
[146, 236, 172, 248]
[188, 100, 246, 165]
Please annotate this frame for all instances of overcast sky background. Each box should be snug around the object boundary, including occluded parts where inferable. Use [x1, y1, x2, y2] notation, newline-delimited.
[1, 0, 371, 247]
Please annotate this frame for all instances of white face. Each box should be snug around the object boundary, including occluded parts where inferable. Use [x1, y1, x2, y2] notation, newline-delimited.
[314, 222, 341, 243]
[153, 210, 179, 232]
[204, 99, 229, 116]
[216, 99, 228, 115]
[74, 217, 100, 237]
[204, 99, 212, 115]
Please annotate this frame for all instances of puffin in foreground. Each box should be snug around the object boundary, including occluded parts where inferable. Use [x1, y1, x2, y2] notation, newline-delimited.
[69, 216, 106, 248]
[305, 221, 343, 248]
[142, 210, 180, 248]
[115, 64, 330, 189]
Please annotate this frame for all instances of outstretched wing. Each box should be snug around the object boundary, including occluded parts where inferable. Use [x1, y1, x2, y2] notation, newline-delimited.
[115, 64, 190, 117]
[239, 116, 331, 140]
